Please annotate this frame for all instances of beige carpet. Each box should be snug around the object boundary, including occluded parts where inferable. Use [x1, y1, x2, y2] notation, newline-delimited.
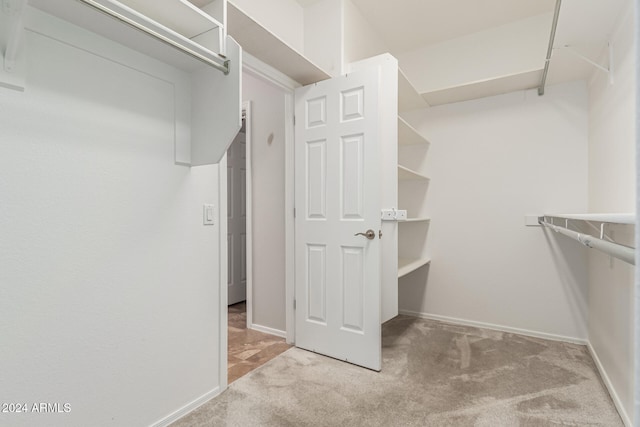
[172, 315, 623, 426]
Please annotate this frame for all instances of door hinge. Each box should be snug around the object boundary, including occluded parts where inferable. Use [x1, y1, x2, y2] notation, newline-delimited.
[293, 115, 296, 126]
[293, 299, 296, 310]
[294, 207, 296, 218]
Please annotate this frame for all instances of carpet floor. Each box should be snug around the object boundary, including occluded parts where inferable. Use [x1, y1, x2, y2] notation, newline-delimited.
[172, 315, 623, 426]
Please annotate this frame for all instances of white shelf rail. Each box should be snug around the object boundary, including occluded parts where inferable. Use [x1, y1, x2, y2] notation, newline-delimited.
[539, 215, 635, 265]
[77, 0, 230, 74]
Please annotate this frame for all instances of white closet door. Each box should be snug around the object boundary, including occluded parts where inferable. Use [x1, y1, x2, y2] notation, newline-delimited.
[294, 67, 382, 371]
[227, 127, 247, 305]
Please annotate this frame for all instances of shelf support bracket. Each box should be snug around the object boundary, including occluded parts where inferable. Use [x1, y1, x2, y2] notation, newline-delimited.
[2, 0, 26, 73]
[538, 0, 562, 96]
[555, 43, 614, 85]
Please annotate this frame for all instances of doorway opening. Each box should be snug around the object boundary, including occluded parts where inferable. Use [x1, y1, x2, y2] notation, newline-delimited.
[226, 105, 291, 383]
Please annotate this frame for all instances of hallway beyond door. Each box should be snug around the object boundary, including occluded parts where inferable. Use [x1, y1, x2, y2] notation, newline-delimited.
[228, 302, 291, 383]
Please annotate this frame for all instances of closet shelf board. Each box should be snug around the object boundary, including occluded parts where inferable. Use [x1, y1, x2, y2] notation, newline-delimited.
[400, 217, 431, 223]
[227, 3, 330, 85]
[398, 165, 429, 181]
[544, 213, 635, 225]
[398, 257, 431, 278]
[398, 117, 430, 146]
[119, 0, 222, 37]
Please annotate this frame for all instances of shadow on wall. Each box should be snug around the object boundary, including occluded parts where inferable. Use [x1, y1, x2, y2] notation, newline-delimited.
[541, 228, 590, 333]
[398, 264, 431, 316]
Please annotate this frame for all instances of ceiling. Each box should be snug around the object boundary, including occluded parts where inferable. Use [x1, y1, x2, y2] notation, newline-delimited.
[348, 0, 556, 54]
[218, 0, 624, 101]
[294, 0, 323, 6]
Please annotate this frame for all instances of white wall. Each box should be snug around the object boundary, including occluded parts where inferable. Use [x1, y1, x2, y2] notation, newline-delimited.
[304, 0, 343, 76]
[229, 0, 304, 53]
[396, 13, 551, 94]
[244, 71, 287, 333]
[0, 19, 223, 427]
[587, 1, 636, 424]
[400, 81, 590, 341]
[342, 0, 389, 68]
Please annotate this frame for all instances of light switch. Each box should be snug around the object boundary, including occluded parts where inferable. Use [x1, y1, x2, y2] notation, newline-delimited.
[203, 204, 215, 225]
[395, 210, 407, 221]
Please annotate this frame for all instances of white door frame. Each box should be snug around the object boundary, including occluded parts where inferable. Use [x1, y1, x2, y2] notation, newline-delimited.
[242, 53, 299, 344]
[242, 101, 253, 322]
[227, 103, 250, 306]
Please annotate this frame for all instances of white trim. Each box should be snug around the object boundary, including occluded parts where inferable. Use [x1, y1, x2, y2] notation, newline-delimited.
[249, 323, 287, 339]
[243, 101, 253, 329]
[587, 343, 633, 427]
[284, 90, 295, 345]
[151, 387, 221, 427]
[243, 51, 301, 91]
[218, 155, 229, 392]
[398, 310, 588, 345]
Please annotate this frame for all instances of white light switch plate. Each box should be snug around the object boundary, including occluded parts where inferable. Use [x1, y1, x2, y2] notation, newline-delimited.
[203, 204, 215, 225]
[395, 210, 407, 221]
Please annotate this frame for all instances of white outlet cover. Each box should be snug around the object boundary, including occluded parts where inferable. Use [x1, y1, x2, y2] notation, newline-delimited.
[381, 209, 396, 220]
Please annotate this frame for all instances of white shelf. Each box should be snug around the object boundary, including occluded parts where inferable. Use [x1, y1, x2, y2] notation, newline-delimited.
[122, 0, 222, 38]
[398, 165, 429, 181]
[421, 69, 542, 106]
[400, 217, 431, 223]
[398, 117, 430, 146]
[31, 0, 226, 72]
[398, 68, 429, 112]
[544, 213, 635, 225]
[398, 257, 431, 278]
[227, 3, 331, 85]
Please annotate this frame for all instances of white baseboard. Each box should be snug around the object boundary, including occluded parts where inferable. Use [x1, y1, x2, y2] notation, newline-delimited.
[151, 387, 221, 427]
[398, 310, 588, 345]
[249, 323, 287, 338]
[587, 343, 632, 427]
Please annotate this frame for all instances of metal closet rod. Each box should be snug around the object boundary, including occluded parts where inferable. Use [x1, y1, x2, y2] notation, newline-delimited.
[78, 0, 230, 75]
[539, 218, 635, 265]
[538, 0, 562, 96]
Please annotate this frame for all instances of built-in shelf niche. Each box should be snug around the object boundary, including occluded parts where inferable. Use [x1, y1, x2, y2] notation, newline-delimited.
[398, 220, 430, 277]
[397, 67, 431, 286]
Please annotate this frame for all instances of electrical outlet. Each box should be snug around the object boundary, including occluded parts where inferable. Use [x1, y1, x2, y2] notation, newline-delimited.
[395, 210, 407, 221]
[381, 209, 396, 221]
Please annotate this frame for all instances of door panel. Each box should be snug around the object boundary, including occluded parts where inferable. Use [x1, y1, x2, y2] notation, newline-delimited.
[294, 67, 381, 371]
[227, 125, 247, 306]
